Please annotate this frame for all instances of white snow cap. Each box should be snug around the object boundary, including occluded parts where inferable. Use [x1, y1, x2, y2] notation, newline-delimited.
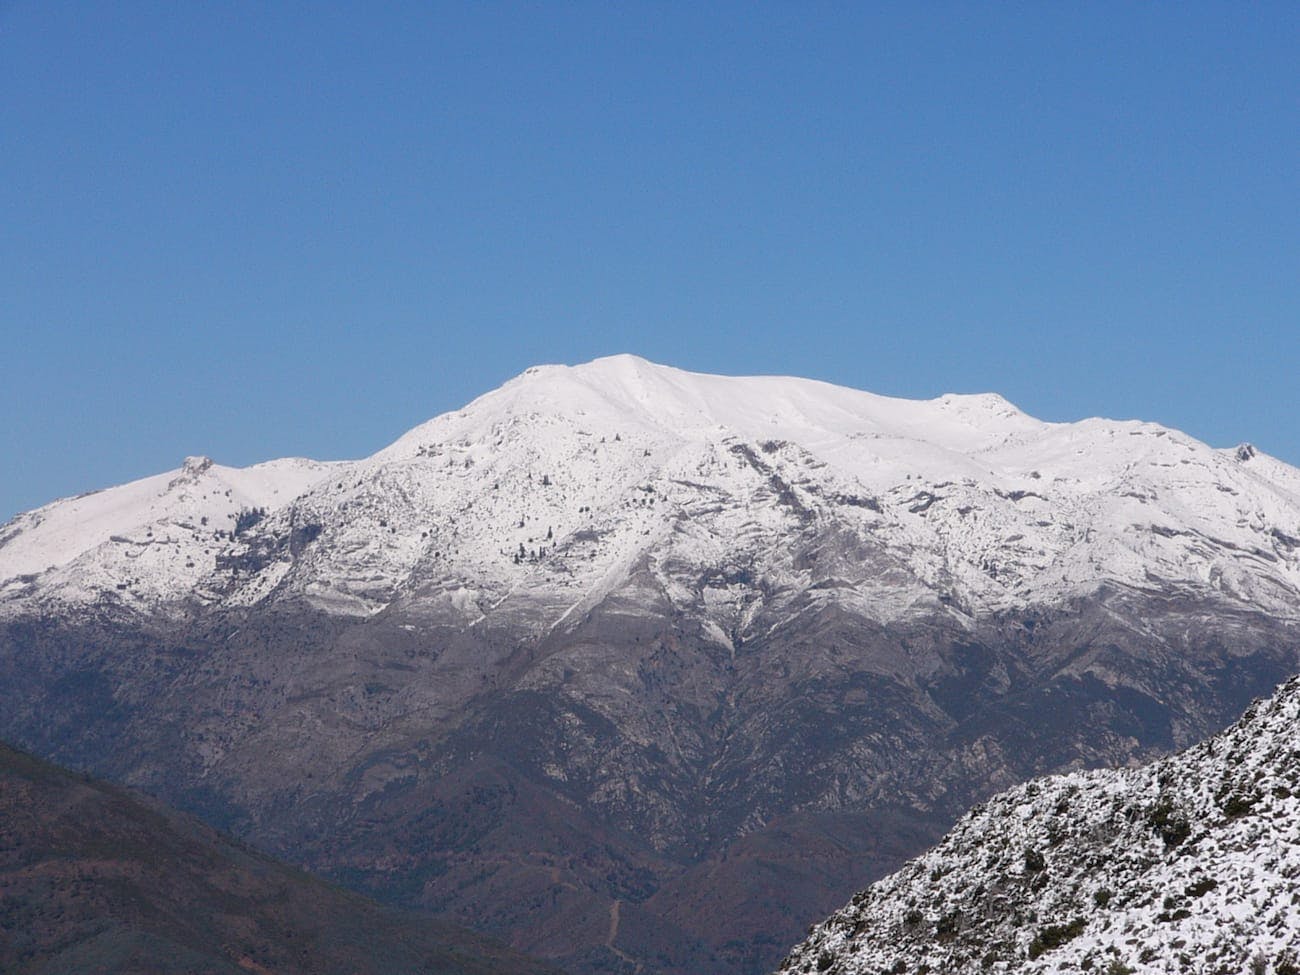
[4, 354, 1300, 621]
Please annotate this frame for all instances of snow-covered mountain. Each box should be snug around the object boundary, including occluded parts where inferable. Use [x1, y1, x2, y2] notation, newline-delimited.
[775, 674, 1300, 975]
[5, 354, 1300, 624]
[0, 454, 339, 610]
[3, 355, 1300, 975]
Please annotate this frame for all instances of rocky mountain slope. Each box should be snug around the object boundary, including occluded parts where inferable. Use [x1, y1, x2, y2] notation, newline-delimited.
[3, 355, 1300, 975]
[776, 674, 1300, 975]
[0, 738, 559, 975]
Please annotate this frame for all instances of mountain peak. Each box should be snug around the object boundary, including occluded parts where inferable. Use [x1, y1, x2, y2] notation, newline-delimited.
[440, 355, 1046, 456]
[181, 454, 214, 475]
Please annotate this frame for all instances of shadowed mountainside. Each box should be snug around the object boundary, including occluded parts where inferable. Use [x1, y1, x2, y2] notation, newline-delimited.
[0, 739, 560, 975]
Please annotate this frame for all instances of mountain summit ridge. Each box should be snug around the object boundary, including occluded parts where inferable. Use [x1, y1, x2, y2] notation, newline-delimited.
[4, 355, 1299, 623]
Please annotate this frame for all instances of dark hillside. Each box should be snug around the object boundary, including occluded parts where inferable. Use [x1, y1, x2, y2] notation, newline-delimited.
[0, 740, 560, 975]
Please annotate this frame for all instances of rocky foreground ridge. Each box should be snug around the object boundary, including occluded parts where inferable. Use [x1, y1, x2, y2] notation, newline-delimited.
[3, 356, 1300, 975]
[777, 675, 1300, 975]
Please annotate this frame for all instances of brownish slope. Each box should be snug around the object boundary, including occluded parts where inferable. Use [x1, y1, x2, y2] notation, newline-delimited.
[0, 739, 561, 975]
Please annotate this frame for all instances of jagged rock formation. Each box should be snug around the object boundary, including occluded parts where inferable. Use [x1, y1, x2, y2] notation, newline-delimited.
[775, 675, 1300, 975]
[0, 739, 560, 975]
[2, 356, 1300, 975]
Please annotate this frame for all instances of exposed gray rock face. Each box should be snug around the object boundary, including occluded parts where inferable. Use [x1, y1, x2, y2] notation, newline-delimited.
[3, 356, 1300, 975]
[775, 675, 1300, 975]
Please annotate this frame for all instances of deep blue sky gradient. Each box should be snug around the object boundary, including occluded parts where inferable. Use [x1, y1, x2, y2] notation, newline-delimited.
[2, 3, 1297, 519]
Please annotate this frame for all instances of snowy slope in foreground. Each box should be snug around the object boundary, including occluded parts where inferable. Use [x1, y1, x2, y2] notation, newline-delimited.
[776, 676, 1300, 975]
[4, 354, 1300, 621]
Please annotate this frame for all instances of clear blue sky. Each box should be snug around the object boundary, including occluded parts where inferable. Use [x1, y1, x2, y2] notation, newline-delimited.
[2, 3, 1297, 519]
